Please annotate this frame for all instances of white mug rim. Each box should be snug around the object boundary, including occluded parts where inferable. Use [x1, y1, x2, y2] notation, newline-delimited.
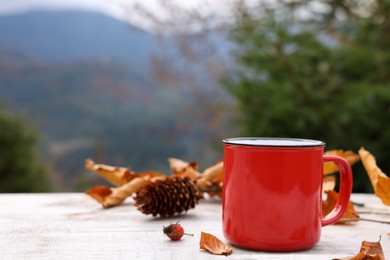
[222, 137, 326, 147]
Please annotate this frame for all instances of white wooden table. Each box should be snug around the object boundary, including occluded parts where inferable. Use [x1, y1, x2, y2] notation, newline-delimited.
[0, 193, 388, 259]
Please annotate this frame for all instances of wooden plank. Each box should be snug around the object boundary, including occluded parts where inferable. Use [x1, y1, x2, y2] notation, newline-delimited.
[0, 193, 388, 259]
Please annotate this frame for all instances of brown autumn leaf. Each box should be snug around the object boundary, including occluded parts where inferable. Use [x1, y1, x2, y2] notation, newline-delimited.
[86, 173, 165, 208]
[333, 238, 384, 260]
[197, 161, 224, 197]
[323, 150, 360, 175]
[199, 231, 233, 256]
[359, 147, 390, 206]
[168, 158, 198, 173]
[85, 185, 113, 205]
[168, 158, 200, 181]
[322, 190, 359, 223]
[202, 161, 223, 183]
[323, 175, 336, 192]
[85, 159, 135, 186]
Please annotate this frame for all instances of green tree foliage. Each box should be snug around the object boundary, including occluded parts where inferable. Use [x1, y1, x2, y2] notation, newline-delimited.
[0, 106, 51, 192]
[224, 1, 390, 192]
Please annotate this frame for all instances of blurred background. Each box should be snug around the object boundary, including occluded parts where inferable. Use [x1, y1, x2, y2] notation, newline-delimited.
[1, 0, 389, 193]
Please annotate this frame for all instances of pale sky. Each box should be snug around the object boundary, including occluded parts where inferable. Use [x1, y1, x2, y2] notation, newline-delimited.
[0, 0, 241, 30]
[0, 0, 148, 18]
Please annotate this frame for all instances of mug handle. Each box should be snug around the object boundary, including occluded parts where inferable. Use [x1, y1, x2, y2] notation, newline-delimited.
[321, 155, 353, 226]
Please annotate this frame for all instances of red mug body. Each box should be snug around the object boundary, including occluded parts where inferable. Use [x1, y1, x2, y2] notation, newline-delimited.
[222, 137, 352, 251]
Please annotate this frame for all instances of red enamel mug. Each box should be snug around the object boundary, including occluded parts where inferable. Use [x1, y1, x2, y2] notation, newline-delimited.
[222, 137, 353, 251]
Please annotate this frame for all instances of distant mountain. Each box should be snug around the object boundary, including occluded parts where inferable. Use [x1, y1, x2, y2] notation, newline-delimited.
[0, 41, 222, 191]
[0, 10, 158, 67]
[0, 10, 228, 191]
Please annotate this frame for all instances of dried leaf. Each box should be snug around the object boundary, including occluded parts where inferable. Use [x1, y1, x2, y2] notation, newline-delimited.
[179, 167, 202, 181]
[333, 238, 384, 260]
[202, 161, 224, 183]
[197, 161, 224, 197]
[168, 158, 200, 180]
[199, 231, 233, 256]
[200, 182, 223, 198]
[86, 173, 165, 208]
[85, 185, 112, 205]
[323, 150, 360, 175]
[323, 175, 336, 192]
[168, 158, 198, 172]
[322, 190, 359, 223]
[85, 159, 135, 186]
[359, 147, 390, 205]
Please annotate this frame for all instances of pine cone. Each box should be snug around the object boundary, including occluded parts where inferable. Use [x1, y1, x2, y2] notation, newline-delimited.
[134, 177, 203, 217]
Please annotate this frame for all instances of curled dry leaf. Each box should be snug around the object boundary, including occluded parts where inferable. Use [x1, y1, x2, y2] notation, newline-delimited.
[359, 147, 390, 206]
[200, 231, 233, 256]
[323, 150, 360, 175]
[85, 159, 135, 186]
[322, 175, 336, 193]
[322, 190, 359, 223]
[202, 161, 223, 183]
[85, 185, 113, 205]
[333, 238, 384, 260]
[168, 158, 200, 181]
[168, 158, 198, 173]
[86, 173, 165, 208]
[197, 161, 224, 197]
